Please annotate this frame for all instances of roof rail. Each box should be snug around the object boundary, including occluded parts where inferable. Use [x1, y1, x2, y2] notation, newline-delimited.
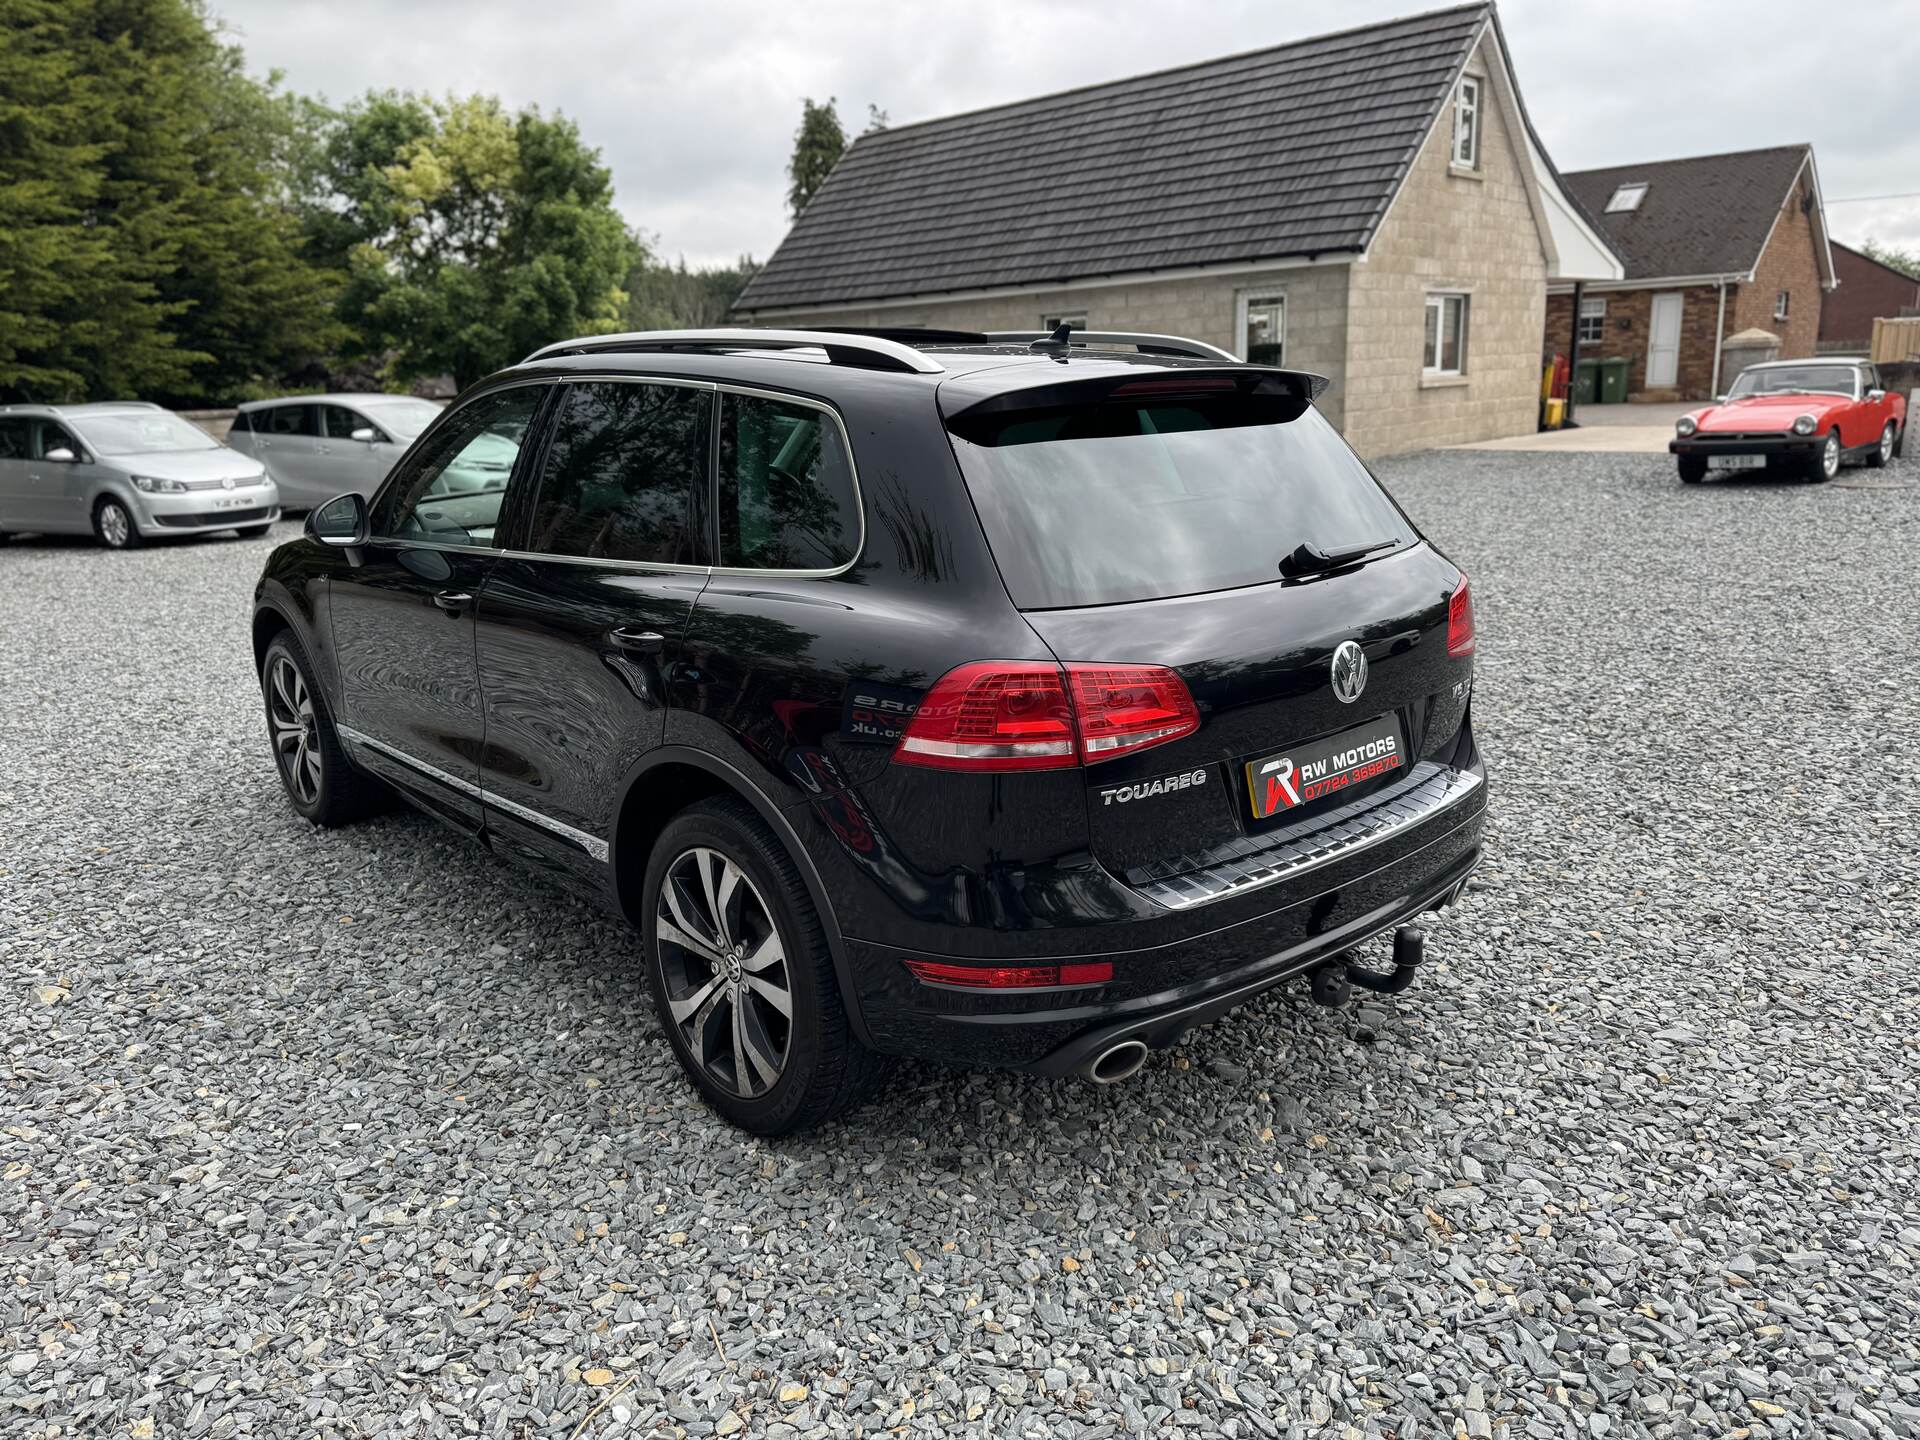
[983, 330, 1239, 363]
[522, 328, 945, 375]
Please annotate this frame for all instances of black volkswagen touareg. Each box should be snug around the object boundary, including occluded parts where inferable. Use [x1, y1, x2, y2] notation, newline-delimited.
[251, 327, 1486, 1134]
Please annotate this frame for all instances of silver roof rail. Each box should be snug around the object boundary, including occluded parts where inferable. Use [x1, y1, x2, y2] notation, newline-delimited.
[522, 327, 945, 375]
[984, 330, 1239, 363]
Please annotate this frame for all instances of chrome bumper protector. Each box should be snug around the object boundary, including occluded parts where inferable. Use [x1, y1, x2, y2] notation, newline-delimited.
[1130, 762, 1484, 911]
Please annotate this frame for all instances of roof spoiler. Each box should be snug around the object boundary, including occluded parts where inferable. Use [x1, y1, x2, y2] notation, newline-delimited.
[941, 365, 1332, 430]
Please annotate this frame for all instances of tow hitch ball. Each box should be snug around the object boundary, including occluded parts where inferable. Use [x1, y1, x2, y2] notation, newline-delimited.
[1310, 926, 1427, 1008]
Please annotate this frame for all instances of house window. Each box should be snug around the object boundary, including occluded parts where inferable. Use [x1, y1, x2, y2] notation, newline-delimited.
[1041, 312, 1086, 332]
[1240, 294, 1285, 365]
[1605, 183, 1648, 213]
[1774, 290, 1790, 321]
[1577, 296, 1607, 345]
[1452, 76, 1481, 169]
[1424, 293, 1469, 375]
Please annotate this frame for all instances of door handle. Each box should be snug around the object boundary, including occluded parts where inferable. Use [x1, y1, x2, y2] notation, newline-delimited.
[606, 627, 664, 655]
[432, 590, 474, 614]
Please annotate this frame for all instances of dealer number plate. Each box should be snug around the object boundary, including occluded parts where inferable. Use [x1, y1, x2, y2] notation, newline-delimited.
[1244, 714, 1405, 821]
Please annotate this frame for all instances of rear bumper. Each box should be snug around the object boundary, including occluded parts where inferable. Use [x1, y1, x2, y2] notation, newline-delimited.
[839, 756, 1488, 1069]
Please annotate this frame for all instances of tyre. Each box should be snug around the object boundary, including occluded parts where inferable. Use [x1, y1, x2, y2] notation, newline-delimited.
[1677, 456, 1707, 484]
[642, 796, 887, 1134]
[1803, 431, 1841, 484]
[1895, 424, 1907, 460]
[260, 632, 385, 826]
[1866, 421, 1895, 470]
[94, 497, 141, 549]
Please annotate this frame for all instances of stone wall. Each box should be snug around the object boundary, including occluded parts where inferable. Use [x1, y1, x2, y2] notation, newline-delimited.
[745, 264, 1354, 431]
[1339, 34, 1549, 456]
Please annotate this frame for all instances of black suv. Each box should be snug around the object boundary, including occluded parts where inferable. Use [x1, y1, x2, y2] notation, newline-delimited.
[252, 327, 1487, 1133]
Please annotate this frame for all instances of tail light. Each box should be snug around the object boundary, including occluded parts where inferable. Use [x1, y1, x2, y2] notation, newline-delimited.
[894, 661, 1199, 772]
[1447, 576, 1476, 658]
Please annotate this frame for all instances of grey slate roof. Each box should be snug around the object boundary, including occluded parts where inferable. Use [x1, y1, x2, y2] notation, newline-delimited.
[735, 4, 1492, 313]
[1561, 145, 1811, 282]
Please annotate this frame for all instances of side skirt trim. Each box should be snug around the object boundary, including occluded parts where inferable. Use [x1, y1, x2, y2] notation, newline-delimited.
[335, 724, 610, 863]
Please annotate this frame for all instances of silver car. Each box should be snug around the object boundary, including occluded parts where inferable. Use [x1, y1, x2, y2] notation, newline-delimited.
[227, 393, 445, 508]
[0, 402, 280, 550]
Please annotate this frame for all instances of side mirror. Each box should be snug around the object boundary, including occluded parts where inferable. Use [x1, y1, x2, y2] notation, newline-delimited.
[1868, 389, 1886, 403]
[350, 427, 377, 443]
[306, 491, 370, 548]
[44, 447, 77, 463]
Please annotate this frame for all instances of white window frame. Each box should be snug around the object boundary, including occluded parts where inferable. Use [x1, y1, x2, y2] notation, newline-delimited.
[1774, 290, 1790, 321]
[1451, 76, 1481, 169]
[1234, 289, 1287, 364]
[1424, 292, 1470, 377]
[1577, 296, 1607, 346]
[1040, 311, 1087, 332]
[1605, 183, 1648, 214]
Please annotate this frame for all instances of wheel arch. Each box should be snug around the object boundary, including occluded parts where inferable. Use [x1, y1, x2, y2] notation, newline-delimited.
[610, 746, 876, 1049]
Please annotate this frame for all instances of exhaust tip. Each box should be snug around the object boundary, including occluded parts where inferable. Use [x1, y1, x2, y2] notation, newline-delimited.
[1086, 1038, 1150, 1085]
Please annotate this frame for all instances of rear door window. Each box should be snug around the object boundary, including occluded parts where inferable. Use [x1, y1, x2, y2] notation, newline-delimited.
[947, 390, 1417, 609]
[524, 381, 710, 566]
[717, 392, 859, 570]
[0, 419, 29, 460]
[260, 404, 317, 437]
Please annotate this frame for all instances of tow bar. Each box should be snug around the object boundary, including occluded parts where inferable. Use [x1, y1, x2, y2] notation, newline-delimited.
[1309, 925, 1427, 1007]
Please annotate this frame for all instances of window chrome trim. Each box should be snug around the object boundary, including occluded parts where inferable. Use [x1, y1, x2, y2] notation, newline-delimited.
[336, 724, 610, 863]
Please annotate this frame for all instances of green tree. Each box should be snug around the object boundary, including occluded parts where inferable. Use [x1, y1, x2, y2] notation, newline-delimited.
[624, 250, 762, 329]
[318, 93, 635, 389]
[786, 97, 846, 217]
[0, 0, 341, 404]
[1862, 239, 1920, 281]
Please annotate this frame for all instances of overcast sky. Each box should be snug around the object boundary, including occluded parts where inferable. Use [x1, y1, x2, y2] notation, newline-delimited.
[210, 0, 1920, 267]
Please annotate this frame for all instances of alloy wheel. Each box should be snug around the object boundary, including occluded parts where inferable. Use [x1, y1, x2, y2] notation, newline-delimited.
[99, 502, 131, 548]
[1822, 434, 1840, 480]
[1881, 423, 1895, 463]
[655, 846, 793, 1099]
[267, 655, 322, 805]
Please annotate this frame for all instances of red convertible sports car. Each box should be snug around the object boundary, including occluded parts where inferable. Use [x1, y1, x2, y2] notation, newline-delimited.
[1669, 358, 1907, 484]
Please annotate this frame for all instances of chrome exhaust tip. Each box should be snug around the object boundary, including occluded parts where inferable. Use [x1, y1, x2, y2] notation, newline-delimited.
[1084, 1038, 1150, 1085]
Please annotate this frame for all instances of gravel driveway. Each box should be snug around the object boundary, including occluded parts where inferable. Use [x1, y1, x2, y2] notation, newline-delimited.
[4, 452, 1917, 1439]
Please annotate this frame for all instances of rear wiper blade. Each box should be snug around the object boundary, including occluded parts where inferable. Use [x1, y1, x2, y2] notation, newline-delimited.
[1278, 538, 1398, 578]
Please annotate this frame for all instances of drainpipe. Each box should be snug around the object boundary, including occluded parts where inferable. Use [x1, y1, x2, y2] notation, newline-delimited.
[1710, 280, 1728, 398]
[1564, 280, 1584, 428]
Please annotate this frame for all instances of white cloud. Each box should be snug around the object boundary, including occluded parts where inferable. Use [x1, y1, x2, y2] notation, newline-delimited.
[210, 0, 1920, 263]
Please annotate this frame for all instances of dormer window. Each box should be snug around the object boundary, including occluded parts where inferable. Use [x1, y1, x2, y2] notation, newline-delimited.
[1451, 76, 1481, 169]
[1605, 183, 1648, 213]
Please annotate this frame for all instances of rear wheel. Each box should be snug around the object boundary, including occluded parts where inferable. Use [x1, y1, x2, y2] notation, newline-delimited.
[260, 632, 384, 826]
[1677, 456, 1707, 484]
[94, 497, 140, 549]
[1866, 421, 1895, 469]
[642, 796, 887, 1134]
[1895, 423, 1907, 459]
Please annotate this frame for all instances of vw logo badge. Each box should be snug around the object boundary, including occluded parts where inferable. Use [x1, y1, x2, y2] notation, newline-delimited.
[1330, 640, 1368, 704]
[221, 476, 236, 491]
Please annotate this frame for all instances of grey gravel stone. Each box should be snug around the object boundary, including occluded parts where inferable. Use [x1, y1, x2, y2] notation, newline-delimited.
[2, 448, 1918, 1439]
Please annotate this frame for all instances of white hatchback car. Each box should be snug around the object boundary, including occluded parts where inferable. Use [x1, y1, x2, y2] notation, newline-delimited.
[0, 402, 279, 549]
[227, 394, 445, 509]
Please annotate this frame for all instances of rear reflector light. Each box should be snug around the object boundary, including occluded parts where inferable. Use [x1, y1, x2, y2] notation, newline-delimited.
[904, 959, 1114, 989]
[893, 661, 1199, 771]
[1447, 576, 1476, 658]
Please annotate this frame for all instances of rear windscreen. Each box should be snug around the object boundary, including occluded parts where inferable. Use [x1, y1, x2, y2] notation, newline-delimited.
[947, 395, 1417, 609]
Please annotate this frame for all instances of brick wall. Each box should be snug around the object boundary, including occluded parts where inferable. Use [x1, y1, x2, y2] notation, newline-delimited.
[1733, 169, 1824, 359]
[1545, 284, 1730, 400]
[1339, 38, 1549, 456]
[1822, 245, 1920, 350]
[747, 263, 1354, 432]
